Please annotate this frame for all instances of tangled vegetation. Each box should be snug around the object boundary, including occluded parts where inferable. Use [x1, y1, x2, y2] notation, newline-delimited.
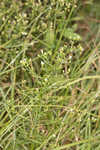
[0, 0, 100, 149]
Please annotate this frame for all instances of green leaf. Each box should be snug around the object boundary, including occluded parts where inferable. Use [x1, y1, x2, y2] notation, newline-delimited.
[63, 28, 82, 41]
[45, 28, 55, 47]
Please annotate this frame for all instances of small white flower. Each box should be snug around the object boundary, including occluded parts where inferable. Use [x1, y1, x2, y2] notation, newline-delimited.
[22, 13, 27, 18]
[21, 32, 27, 35]
[20, 58, 27, 65]
[44, 78, 48, 82]
[70, 108, 74, 112]
[41, 61, 44, 66]
[52, 134, 56, 138]
[69, 55, 72, 60]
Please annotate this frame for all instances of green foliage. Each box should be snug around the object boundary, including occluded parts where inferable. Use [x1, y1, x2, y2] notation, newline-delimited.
[0, 0, 100, 149]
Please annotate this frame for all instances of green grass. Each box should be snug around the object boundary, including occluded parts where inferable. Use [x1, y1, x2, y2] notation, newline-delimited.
[0, 0, 100, 149]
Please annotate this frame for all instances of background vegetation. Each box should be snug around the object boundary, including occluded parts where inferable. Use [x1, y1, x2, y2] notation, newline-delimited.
[0, 0, 100, 149]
